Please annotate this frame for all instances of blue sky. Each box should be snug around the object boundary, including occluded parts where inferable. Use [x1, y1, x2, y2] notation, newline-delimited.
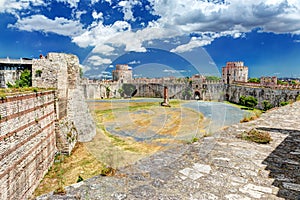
[0, 0, 300, 79]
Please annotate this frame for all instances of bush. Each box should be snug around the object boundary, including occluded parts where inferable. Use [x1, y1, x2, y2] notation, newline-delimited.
[244, 96, 258, 108]
[239, 95, 246, 106]
[262, 100, 273, 111]
[237, 128, 272, 144]
[100, 166, 116, 176]
[122, 84, 136, 97]
[77, 175, 84, 183]
[280, 101, 289, 106]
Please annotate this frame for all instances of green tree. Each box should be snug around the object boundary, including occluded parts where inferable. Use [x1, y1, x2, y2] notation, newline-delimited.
[248, 78, 260, 83]
[205, 76, 221, 81]
[245, 96, 258, 108]
[15, 69, 32, 88]
[106, 86, 111, 98]
[277, 79, 287, 85]
[239, 95, 246, 106]
[118, 88, 124, 97]
[262, 100, 273, 111]
[122, 84, 136, 97]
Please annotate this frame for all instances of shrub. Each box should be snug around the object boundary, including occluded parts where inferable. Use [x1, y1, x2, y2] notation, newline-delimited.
[77, 175, 84, 183]
[239, 95, 246, 106]
[101, 166, 116, 176]
[280, 101, 289, 106]
[191, 137, 199, 143]
[237, 128, 272, 144]
[15, 69, 32, 87]
[244, 96, 258, 108]
[122, 84, 136, 97]
[262, 100, 273, 111]
[35, 70, 42, 77]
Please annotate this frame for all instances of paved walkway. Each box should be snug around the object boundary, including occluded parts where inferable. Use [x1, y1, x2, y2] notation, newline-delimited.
[37, 102, 300, 200]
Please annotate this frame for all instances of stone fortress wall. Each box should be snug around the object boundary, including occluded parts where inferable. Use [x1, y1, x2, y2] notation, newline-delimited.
[225, 84, 300, 108]
[82, 78, 300, 110]
[0, 91, 56, 200]
[0, 53, 96, 200]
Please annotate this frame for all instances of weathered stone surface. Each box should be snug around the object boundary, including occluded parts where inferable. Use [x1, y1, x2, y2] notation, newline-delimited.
[0, 91, 56, 200]
[37, 101, 300, 200]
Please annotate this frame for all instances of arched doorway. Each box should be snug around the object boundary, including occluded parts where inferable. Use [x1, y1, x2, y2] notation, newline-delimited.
[194, 91, 201, 100]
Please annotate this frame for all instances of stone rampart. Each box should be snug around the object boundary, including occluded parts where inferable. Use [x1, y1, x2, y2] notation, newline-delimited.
[0, 91, 56, 200]
[82, 81, 224, 101]
[32, 53, 96, 153]
[225, 84, 300, 108]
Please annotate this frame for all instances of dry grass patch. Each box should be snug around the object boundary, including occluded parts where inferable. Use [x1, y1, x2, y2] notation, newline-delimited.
[33, 142, 103, 197]
[237, 128, 272, 144]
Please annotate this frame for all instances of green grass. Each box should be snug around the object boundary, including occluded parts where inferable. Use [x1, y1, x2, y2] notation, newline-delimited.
[0, 87, 54, 95]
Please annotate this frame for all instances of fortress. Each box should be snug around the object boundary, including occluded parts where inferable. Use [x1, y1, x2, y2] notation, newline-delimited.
[0, 54, 300, 199]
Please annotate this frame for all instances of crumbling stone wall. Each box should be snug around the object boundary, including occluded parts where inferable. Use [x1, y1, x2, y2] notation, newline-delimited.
[32, 53, 96, 153]
[225, 84, 300, 108]
[0, 91, 56, 200]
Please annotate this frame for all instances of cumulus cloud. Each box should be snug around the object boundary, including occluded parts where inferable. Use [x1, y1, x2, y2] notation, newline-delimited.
[171, 36, 214, 53]
[117, 0, 141, 21]
[75, 0, 300, 54]
[87, 55, 112, 66]
[92, 10, 103, 20]
[92, 44, 115, 55]
[8, 15, 84, 37]
[72, 20, 131, 48]
[4, 0, 300, 54]
[55, 0, 80, 8]
[0, 0, 47, 14]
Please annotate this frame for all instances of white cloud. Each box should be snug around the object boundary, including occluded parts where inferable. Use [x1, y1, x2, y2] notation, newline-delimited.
[8, 15, 84, 37]
[92, 44, 115, 55]
[91, 0, 111, 5]
[294, 40, 300, 43]
[128, 60, 141, 65]
[0, 0, 47, 14]
[87, 55, 112, 66]
[117, 0, 141, 21]
[72, 20, 131, 48]
[80, 64, 90, 73]
[73, 10, 87, 19]
[55, 0, 80, 8]
[92, 10, 103, 20]
[5, 0, 300, 55]
[143, 0, 300, 51]
[171, 36, 214, 53]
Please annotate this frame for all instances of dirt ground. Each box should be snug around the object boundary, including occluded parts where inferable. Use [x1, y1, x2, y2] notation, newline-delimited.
[34, 99, 208, 196]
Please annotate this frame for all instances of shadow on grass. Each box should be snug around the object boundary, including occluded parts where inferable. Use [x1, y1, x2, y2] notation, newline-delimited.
[258, 127, 300, 200]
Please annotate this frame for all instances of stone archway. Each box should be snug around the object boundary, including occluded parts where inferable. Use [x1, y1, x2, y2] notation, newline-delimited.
[194, 91, 201, 100]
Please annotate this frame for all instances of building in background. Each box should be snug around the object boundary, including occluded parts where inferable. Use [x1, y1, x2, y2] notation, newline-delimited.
[222, 61, 248, 84]
[0, 58, 32, 88]
[112, 64, 132, 83]
[260, 76, 277, 87]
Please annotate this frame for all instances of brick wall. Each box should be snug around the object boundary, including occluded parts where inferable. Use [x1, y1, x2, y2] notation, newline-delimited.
[0, 91, 56, 200]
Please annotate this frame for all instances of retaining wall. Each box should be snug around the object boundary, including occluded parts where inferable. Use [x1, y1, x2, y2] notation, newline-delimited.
[0, 91, 56, 200]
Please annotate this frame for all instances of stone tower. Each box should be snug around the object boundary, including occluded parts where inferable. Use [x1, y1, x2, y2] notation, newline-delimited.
[112, 64, 132, 83]
[222, 62, 248, 84]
